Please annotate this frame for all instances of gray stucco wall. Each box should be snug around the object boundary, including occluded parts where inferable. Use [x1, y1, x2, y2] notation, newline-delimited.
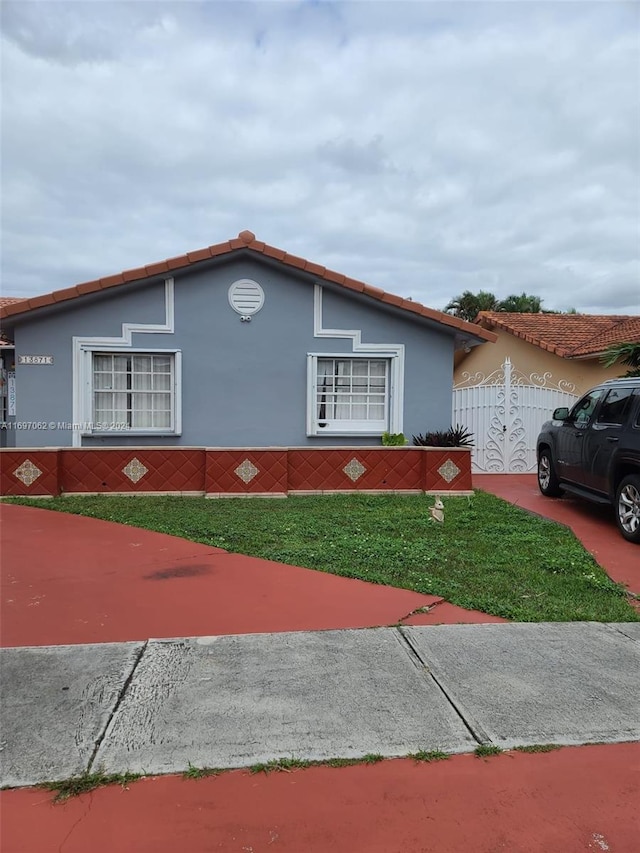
[320, 286, 454, 440]
[8, 254, 456, 448]
[8, 281, 167, 447]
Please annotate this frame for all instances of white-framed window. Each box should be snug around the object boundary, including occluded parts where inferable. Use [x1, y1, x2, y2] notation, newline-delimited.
[307, 354, 401, 436]
[80, 349, 181, 435]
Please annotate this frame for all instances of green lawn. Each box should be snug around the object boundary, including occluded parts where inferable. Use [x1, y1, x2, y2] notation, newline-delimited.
[8, 491, 638, 622]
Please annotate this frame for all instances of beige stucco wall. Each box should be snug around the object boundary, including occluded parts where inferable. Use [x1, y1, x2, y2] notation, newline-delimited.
[455, 331, 624, 396]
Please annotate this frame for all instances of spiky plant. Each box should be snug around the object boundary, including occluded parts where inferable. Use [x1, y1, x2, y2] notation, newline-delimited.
[412, 425, 474, 447]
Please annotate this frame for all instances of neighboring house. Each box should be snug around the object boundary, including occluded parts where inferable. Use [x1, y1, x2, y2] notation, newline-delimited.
[0, 298, 23, 438]
[453, 312, 640, 473]
[0, 230, 495, 450]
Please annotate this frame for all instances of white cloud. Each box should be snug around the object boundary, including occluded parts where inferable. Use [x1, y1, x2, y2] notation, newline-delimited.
[2, 0, 639, 314]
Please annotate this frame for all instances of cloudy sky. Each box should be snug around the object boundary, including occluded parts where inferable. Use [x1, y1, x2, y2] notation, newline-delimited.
[2, 0, 639, 314]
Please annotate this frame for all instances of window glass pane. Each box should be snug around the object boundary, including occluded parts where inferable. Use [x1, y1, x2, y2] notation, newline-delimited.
[113, 371, 128, 390]
[94, 392, 128, 425]
[597, 388, 633, 425]
[134, 394, 153, 422]
[93, 352, 174, 431]
[571, 390, 602, 424]
[93, 355, 111, 372]
[132, 373, 152, 391]
[316, 357, 388, 424]
[94, 372, 112, 390]
[150, 393, 165, 410]
[113, 355, 129, 372]
[94, 393, 111, 418]
[335, 398, 351, 418]
[133, 355, 151, 373]
[317, 359, 332, 378]
[153, 373, 171, 391]
[152, 393, 171, 429]
[112, 393, 129, 425]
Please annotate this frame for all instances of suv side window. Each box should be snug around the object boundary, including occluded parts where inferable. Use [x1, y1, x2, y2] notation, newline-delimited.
[571, 389, 603, 425]
[596, 388, 634, 425]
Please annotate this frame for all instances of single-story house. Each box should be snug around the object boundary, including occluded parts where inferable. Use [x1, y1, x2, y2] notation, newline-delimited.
[0, 231, 496, 497]
[453, 311, 640, 473]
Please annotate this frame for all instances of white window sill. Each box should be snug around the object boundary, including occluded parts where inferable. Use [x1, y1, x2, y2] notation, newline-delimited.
[84, 431, 181, 438]
[308, 431, 385, 438]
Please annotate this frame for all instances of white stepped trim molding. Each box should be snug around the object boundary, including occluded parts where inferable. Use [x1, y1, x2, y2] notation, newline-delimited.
[310, 284, 405, 435]
[72, 278, 178, 447]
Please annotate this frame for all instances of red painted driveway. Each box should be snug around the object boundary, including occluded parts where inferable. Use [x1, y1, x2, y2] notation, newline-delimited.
[0, 502, 505, 648]
[2, 744, 638, 853]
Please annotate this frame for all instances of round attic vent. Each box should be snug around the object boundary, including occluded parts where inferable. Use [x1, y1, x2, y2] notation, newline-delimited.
[228, 279, 265, 318]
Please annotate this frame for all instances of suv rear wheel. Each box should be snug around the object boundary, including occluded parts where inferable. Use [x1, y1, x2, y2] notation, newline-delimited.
[615, 474, 640, 544]
[537, 448, 563, 497]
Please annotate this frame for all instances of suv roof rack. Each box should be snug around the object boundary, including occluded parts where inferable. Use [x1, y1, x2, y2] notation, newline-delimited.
[600, 377, 640, 385]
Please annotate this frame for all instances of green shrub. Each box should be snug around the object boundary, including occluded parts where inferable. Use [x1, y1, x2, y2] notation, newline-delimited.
[381, 432, 408, 446]
[412, 425, 474, 447]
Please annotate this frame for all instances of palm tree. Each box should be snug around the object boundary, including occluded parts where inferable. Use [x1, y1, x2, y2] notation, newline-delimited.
[444, 290, 499, 323]
[601, 342, 640, 377]
[445, 290, 552, 322]
[498, 293, 543, 313]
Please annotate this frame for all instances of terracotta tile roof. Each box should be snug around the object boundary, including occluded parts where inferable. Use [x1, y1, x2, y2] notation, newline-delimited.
[0, 299, 23, 345]
[477, 312, 640, 358]
[0, 230, 496, 344]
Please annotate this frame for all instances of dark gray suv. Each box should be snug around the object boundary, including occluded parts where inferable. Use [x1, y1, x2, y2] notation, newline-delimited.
[536, 377, 640, 543]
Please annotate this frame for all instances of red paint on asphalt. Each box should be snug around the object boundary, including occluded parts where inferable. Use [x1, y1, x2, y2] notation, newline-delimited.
[0, 503, 446, 647]
[403, 600, 507, 625]
[475, 474, 639, 593]
[1, 502, 504, 648]
[2, 744, 638, 853]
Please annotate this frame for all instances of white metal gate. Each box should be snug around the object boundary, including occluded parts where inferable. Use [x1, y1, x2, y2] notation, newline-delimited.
[452, 358, 578, 473]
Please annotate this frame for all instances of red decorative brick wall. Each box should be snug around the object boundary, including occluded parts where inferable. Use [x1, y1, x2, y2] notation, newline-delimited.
[206, 450, 288, 495]
[0, 451, 59, 497]
[60, 449, 206, 493]
[287, 448, 424, 492]
[423, 448, 473, 492]
[0, 447, 473, 497]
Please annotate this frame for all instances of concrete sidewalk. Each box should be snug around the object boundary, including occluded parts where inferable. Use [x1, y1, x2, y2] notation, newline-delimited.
[2, 622, 638, 788]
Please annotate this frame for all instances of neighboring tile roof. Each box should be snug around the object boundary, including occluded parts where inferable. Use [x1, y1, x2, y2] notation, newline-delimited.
[0, 299, 23, 345]
[477, 312, 640, 358]
[0, 230, 496, 343]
